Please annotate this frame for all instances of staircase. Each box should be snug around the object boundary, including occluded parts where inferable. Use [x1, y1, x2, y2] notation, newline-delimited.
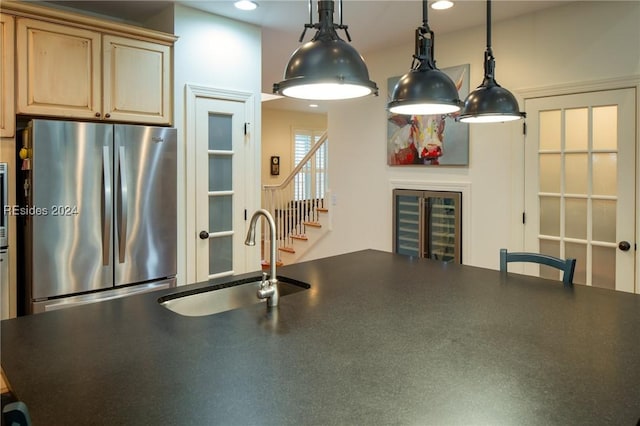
[261, 132, 330, 267]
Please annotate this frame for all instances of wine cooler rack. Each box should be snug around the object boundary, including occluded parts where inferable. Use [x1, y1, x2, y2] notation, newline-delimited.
[393, 189, 462, 263]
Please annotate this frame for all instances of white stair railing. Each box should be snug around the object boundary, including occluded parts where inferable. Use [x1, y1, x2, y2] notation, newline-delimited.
[262, 131, 329, 265]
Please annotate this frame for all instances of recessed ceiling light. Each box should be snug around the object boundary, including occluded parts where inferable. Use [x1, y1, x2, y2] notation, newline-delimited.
[234, 0, 258, 11]
[431, 1, 454, 10]
[309, 104, 319, 108]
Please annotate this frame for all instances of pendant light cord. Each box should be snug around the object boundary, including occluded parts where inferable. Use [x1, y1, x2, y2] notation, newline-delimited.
[486, 0, 492, 53]
[413, 0, 436, 71]
[422, 0, 429, 29]
[484, 0, 496, 82]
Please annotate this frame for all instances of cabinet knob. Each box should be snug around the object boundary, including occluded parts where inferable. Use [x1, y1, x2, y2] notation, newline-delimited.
[199, 231, 209, 240]
[95, 112, 101, 118]
[105, 113, 111, 119]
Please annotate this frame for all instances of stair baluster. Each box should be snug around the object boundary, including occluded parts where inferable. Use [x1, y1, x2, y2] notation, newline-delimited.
[262, 132, 330, 267]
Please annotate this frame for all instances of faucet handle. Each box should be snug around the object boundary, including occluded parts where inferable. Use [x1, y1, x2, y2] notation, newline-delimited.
[257, 271, 276, 300]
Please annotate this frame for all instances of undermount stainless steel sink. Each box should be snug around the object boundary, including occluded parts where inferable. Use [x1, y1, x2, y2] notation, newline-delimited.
[158, 276, 310, 317]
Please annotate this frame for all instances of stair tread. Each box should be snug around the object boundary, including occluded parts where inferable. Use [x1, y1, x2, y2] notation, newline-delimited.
[258, 204, 329, 265]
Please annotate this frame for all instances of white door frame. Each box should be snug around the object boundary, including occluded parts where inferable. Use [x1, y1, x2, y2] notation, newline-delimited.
[513, 75, 640, 293]
[184, 84, 259, 285]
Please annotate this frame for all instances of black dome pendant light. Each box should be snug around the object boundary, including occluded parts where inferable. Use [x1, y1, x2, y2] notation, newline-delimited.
[459, 0, 525, 123]
[273, 0, 378, 101]
[388, 0, 461, 116]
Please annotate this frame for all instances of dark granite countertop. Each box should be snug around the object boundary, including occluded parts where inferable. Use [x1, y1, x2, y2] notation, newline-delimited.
[2, 249, 640, 425]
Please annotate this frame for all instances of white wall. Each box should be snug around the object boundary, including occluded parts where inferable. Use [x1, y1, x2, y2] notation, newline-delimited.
[173, 4, 262, 285]
[307, 1, 640, 269]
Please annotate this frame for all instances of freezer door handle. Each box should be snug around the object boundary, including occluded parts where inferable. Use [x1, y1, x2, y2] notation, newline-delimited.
[102, 146, 112, 266]
[118, 146, 128, 263]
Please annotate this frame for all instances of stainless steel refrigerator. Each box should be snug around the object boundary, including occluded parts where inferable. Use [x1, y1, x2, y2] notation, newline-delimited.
[19, 119, 177, 314]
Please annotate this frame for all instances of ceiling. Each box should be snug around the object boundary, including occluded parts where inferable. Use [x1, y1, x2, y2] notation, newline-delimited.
[45, 1, 570, 112]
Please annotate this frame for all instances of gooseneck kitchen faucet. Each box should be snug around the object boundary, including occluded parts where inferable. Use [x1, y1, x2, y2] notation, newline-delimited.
[244, 209, 279, 308]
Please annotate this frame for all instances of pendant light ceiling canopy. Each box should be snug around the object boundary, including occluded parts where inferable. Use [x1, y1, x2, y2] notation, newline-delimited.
[459, 0, 525, 123]
[388, 0, 461, 116]
[273, 0, 378, 101]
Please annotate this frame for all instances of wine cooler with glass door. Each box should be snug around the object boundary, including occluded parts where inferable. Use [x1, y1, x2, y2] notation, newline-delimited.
[392, 189, 461, 263]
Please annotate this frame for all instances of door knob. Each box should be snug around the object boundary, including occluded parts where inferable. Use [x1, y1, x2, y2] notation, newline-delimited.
[199, 231, 209, 240]
[618, 241, 631, 251]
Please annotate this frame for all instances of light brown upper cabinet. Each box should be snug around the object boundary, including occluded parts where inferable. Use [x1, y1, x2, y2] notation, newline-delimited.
[15, 18, 173, 125]
[102, 35, 171, 125]
[1, 14, 15, 137]
[16, 18, 101, 120]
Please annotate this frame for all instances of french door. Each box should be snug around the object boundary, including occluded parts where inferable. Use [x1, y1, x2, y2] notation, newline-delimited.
[194, 96, 251, 282]
[524, 88, 636, 292]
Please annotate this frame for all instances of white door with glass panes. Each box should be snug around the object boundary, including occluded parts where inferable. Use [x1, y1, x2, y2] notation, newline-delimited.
[195, 97, 250, 281]
[524, 88, 636, 293]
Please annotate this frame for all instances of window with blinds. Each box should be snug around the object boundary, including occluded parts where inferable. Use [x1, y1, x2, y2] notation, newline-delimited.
[294, 130, 327, 201]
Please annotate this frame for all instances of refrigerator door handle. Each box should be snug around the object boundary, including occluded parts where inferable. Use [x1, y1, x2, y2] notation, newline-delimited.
[118, 145, 128, 263]
[102, 146, 112, 266]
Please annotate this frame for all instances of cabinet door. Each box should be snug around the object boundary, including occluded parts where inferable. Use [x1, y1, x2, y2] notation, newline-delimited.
[393, 190, 422, 257]
[424, 192, 461, 263]
[16, 18, 101, 118]
[1, 14, 15, 137]
[103, 35, 171, 125]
